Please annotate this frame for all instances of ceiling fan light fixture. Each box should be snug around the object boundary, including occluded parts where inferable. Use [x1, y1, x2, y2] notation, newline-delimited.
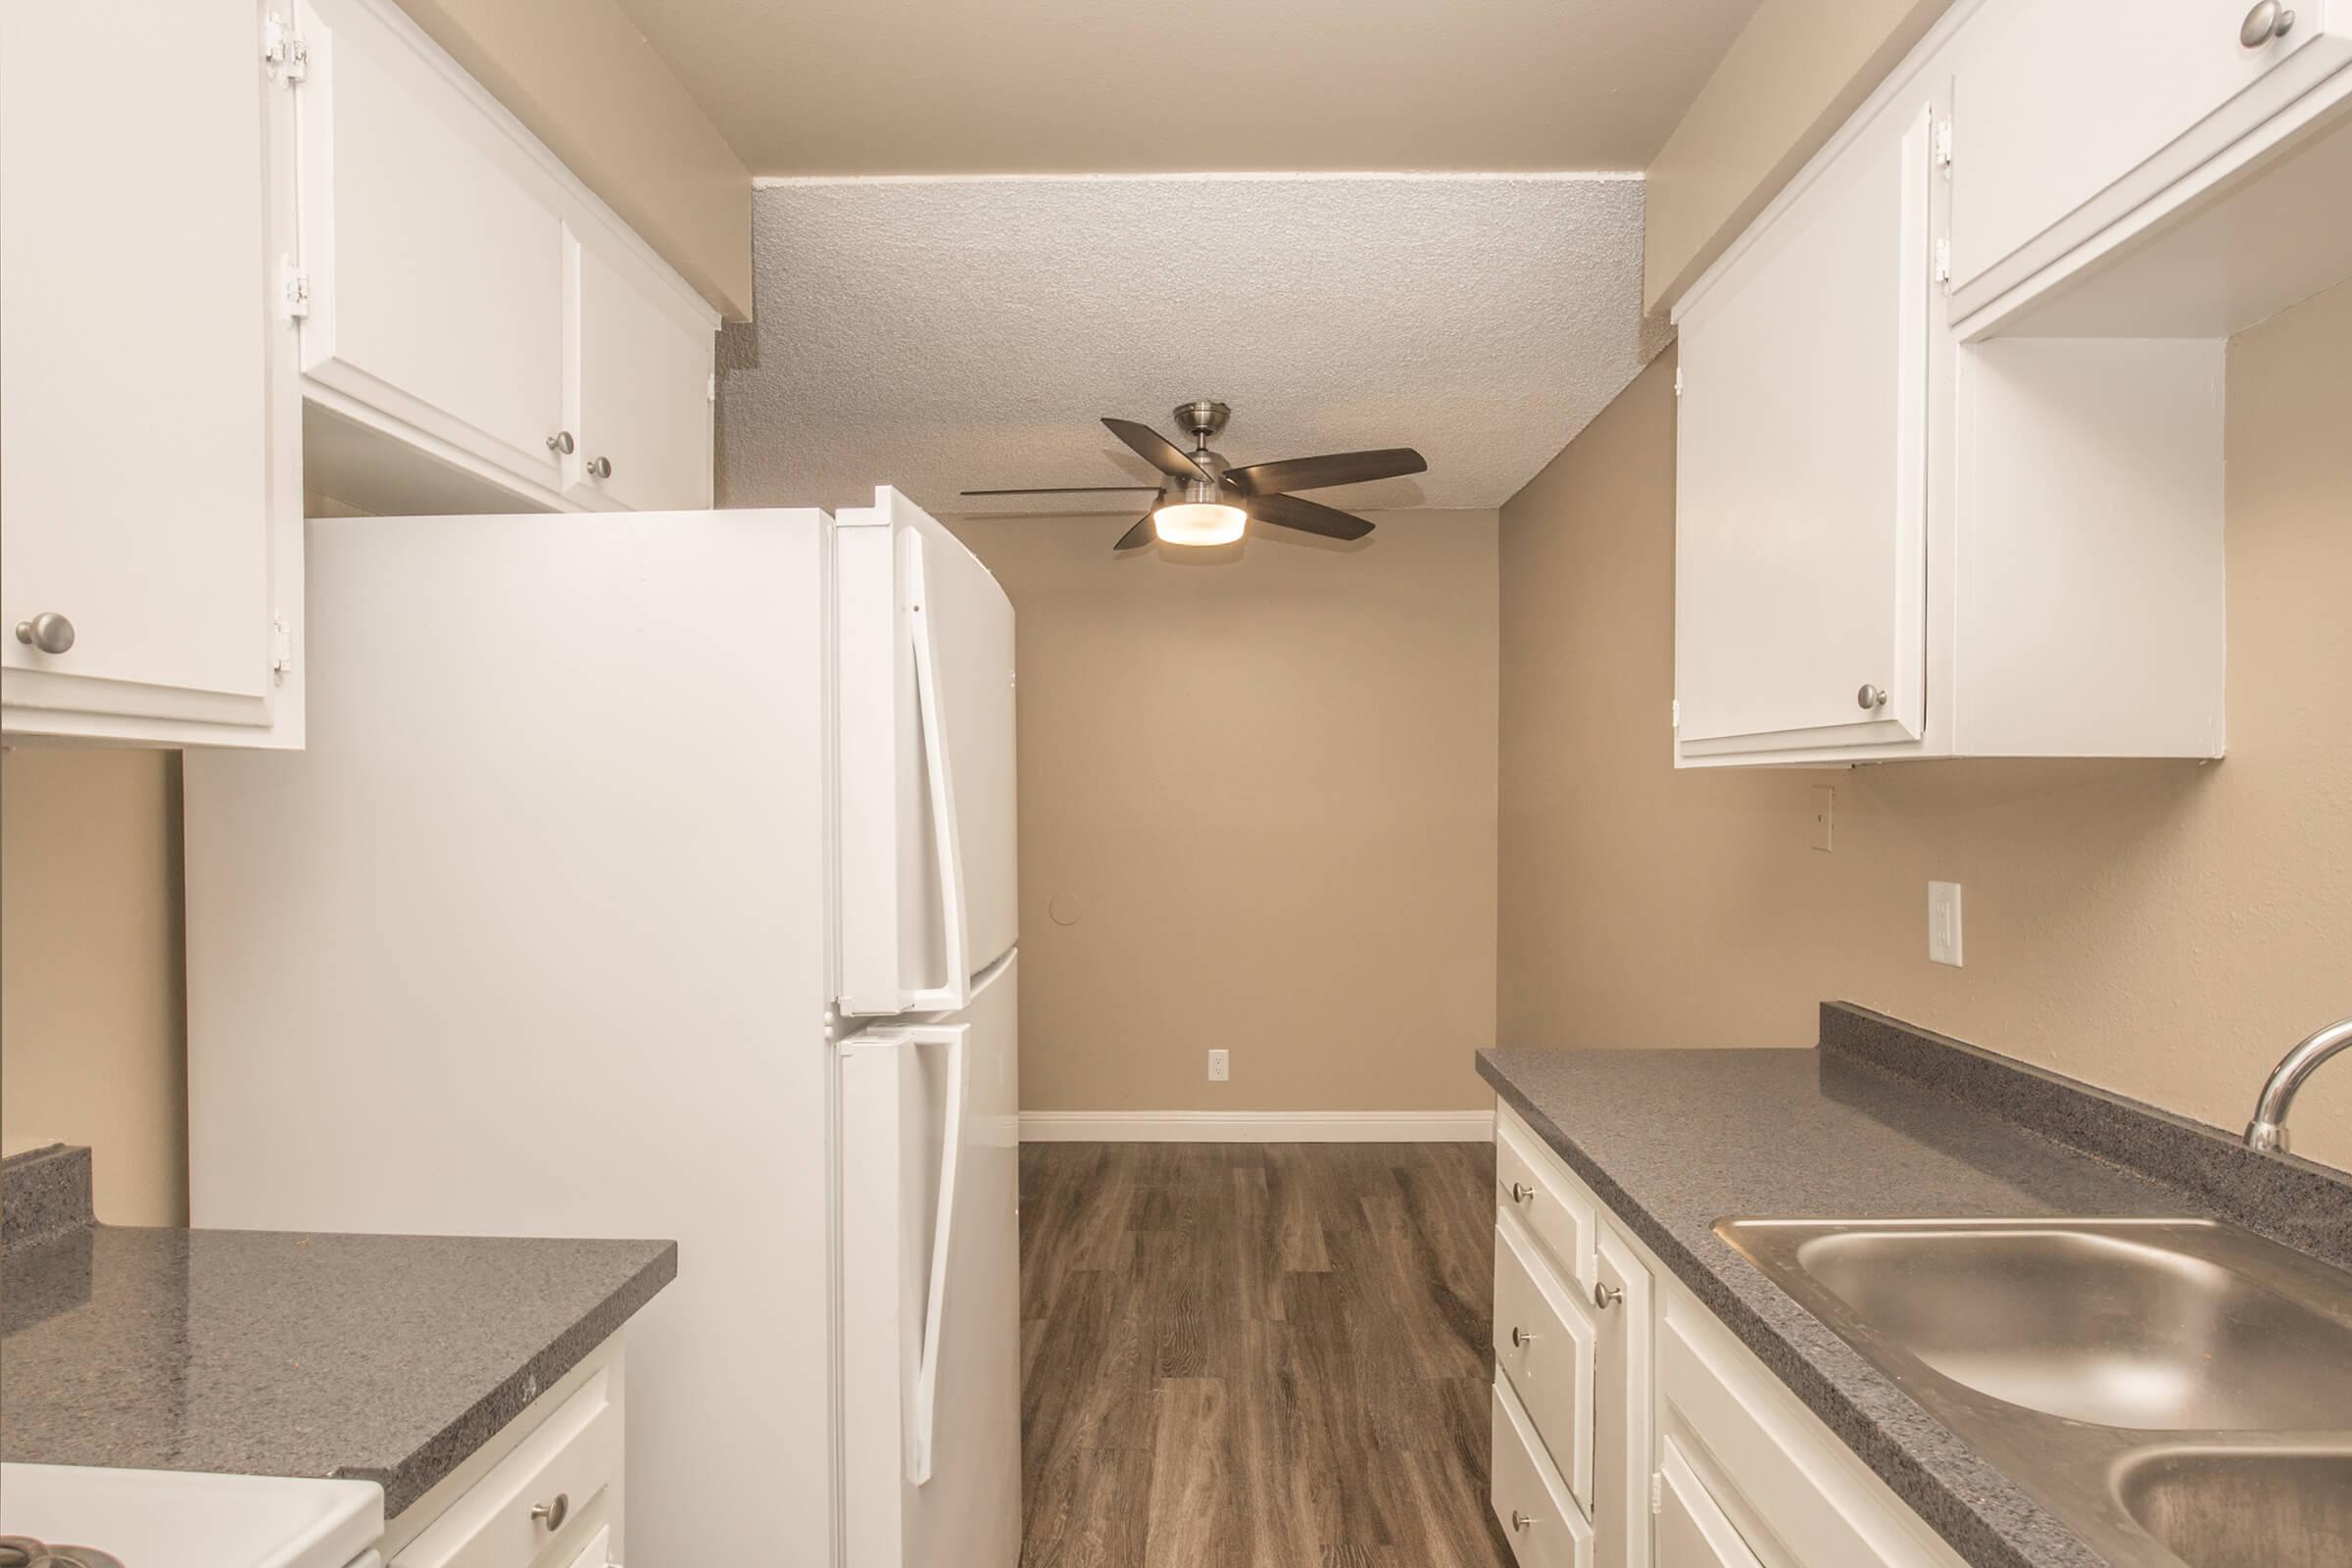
[1152, 500, 1247, 546]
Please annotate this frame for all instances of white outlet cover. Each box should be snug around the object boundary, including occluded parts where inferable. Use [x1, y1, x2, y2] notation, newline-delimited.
[1929, 881, 1964, 966]
[1207, 1049, 1230, 1082]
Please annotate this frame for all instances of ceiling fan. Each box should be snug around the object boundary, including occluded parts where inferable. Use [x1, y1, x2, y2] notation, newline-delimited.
[962, 400, 1428, 553]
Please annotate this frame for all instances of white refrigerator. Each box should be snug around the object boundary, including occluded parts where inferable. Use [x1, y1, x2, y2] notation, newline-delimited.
[182, 487, 1022, 1568]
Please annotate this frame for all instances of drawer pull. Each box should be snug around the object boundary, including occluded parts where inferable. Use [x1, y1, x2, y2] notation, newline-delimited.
[1510, 1324, 1534, 1348]
[1593, 1281, 1623, 1310]
[530, 1492, 570, 1532]
[1511, 1508, 1535, 1531]
[2240, 1, 2295, 47]
[1509, 1181, 1535, 1205]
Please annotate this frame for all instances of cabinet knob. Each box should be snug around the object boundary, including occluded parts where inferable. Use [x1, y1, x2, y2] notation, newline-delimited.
[586, 456, 613, 480]
[529, 1492, 569, 1532]
[547, 430, 575, 455]
[1509, 1324, 1534, 1348]
[1510, 1509, 1534, 1532]
[1593, 1281, 1623, 1310]
[1857, 683, 1888, 710]
[14, 612, 74, 655]
[1509, 1181, 1534, 1205]
[2240, 1, 2295, 46]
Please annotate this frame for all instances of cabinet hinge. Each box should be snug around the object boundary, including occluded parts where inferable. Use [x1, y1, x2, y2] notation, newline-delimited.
[1933, 236, 1952, 290]
[263, 13, 309, 83]
[1934, 119, 1953, 174]
[279, 259, 311, 320]
[1671, 698, 1681, 731]
[1651, 1471, 1664, 1515]
[270, 614, 295, 677]
[1673, 368, 1684, 399]
[707, 372, 717, 404]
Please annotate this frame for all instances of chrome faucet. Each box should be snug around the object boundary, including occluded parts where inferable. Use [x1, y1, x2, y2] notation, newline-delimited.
[2245, 1015, 2352, 1152]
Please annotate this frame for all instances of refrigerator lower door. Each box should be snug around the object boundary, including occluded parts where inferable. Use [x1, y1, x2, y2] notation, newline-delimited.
[836, 487, 1018, 1016]
[837, 953, 1021, 1568]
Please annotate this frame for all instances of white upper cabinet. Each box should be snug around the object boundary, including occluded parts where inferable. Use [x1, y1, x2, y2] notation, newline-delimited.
[294, 0, 568, 492]
[290, 0, 717, 514]
[1944, 0, 2352, 333]
[1671, 0, 2235, 768]
[1675, 104, 1935, 759]
[567, 233, 717, 512]
[1, 0, 302, 746]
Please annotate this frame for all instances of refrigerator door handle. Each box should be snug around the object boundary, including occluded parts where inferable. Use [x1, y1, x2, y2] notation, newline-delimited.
[902, 528, 971, 1013]
[908, 1023, 966, 1486]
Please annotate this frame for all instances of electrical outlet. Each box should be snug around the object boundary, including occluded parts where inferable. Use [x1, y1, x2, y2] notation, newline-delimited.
[1929, 881, 1964, 966]
[1207, 1049, 1229, 1083]
[1809, 786, 1835, 852]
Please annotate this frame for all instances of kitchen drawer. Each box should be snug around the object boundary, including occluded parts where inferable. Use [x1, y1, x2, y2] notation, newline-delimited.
[1494, 1216, 1595, 1510]
[1657, 1437, 1763, 1568]
[1496, 1108, 1597, 1294]
[558, 1523, 611, 1568]
[1492, 1378, 1594, 1568]
[393, 1366, 618, 1568]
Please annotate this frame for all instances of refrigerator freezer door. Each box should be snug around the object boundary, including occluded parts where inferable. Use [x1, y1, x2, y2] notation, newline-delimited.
[837, 488, 1017, 1016]
[837, 953, 1021, 1568]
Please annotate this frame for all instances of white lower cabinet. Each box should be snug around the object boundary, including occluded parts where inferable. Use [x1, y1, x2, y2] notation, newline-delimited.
[1493, 1103, 1969, 1568]
[1657, 1439, 1762, 1568]
[384, 1343, 627, 1568]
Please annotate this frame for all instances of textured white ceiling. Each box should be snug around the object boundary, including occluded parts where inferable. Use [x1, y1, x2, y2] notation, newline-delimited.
[612, 0, 1761, 176]
[716, 175, 1668, 518]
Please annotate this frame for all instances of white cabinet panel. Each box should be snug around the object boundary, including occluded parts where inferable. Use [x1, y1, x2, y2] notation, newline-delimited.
[1493, 1381, 1595, 1568]
[1675, 104, 1935, 757]
[1592, 1229, 1653, 1568]
[295, 0, 566, 490]
[1, 0, 298, 743]
[567, 232, 714, 512]
[1496, 1114, 1598, 1296]
[1946, 0, 2352, 303]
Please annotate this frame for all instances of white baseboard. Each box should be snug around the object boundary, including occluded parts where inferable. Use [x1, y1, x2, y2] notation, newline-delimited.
[1018, 1108, 1496, 1144]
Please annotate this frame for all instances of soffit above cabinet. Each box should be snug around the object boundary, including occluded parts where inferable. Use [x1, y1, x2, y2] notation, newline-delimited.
[606, 0, 1763, 176]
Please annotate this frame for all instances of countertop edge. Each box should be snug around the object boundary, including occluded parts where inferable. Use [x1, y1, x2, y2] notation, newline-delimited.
[1477, 1051, 2074, 1568]
[351, 1240, 680, 1517]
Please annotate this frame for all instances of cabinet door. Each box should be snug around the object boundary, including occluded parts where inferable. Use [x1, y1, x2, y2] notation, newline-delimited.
[1592, 1229, 1653, 1568]
[294, 0, 566, 491]
[1657, 1440, 1765, 1568]
[566, 230, 714, 512]
[1947, 0, 2352, 303]
[1, 0, 285, 729]
[1675, 104, 1935, 759]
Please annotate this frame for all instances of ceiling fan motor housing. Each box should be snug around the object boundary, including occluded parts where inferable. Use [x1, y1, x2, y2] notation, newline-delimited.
[1175, 399, 1231, 444]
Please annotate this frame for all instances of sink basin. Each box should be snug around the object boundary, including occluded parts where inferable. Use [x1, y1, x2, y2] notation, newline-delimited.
[2117, 1447, 2352, 1568]
[1714, 1216, 2352, 1568]
[1784, 1224, 2352, 1429]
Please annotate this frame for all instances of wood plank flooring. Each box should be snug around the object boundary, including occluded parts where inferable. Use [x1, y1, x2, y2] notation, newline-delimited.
[1019, 1141, 1513, 1568]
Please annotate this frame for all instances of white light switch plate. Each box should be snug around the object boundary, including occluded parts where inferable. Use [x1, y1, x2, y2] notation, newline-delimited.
[1929, 881, 1964, 966]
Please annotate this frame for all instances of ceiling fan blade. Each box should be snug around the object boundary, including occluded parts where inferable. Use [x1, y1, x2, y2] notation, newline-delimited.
[1250, 492, 1374, 542]
[1102, 416, 1207, 482]
[1223, 447, 1427, 497]
[1112, 512, 1159, 552]
[960, 484, 1163, 497]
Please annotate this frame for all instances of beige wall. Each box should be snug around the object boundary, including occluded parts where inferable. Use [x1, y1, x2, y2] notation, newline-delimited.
[945, 512, 1501, 1114]
[1, 750, 189, 1223]
[1644, 0, 1953, 313]
[1497, 278, 2352, 1172]
[395, 0, 754, 318]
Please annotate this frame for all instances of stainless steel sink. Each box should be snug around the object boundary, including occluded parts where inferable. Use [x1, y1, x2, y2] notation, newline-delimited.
[1716, 1217, 2352, 1568]
[2116, 1447, 2352, 1568]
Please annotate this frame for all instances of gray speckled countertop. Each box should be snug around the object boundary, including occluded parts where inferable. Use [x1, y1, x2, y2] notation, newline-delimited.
[1478, 1004, 2352, 1568]
[0, 1149, 674, 1518]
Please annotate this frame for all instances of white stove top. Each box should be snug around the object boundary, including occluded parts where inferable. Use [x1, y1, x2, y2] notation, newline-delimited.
[0, 1465, 383, 1568]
